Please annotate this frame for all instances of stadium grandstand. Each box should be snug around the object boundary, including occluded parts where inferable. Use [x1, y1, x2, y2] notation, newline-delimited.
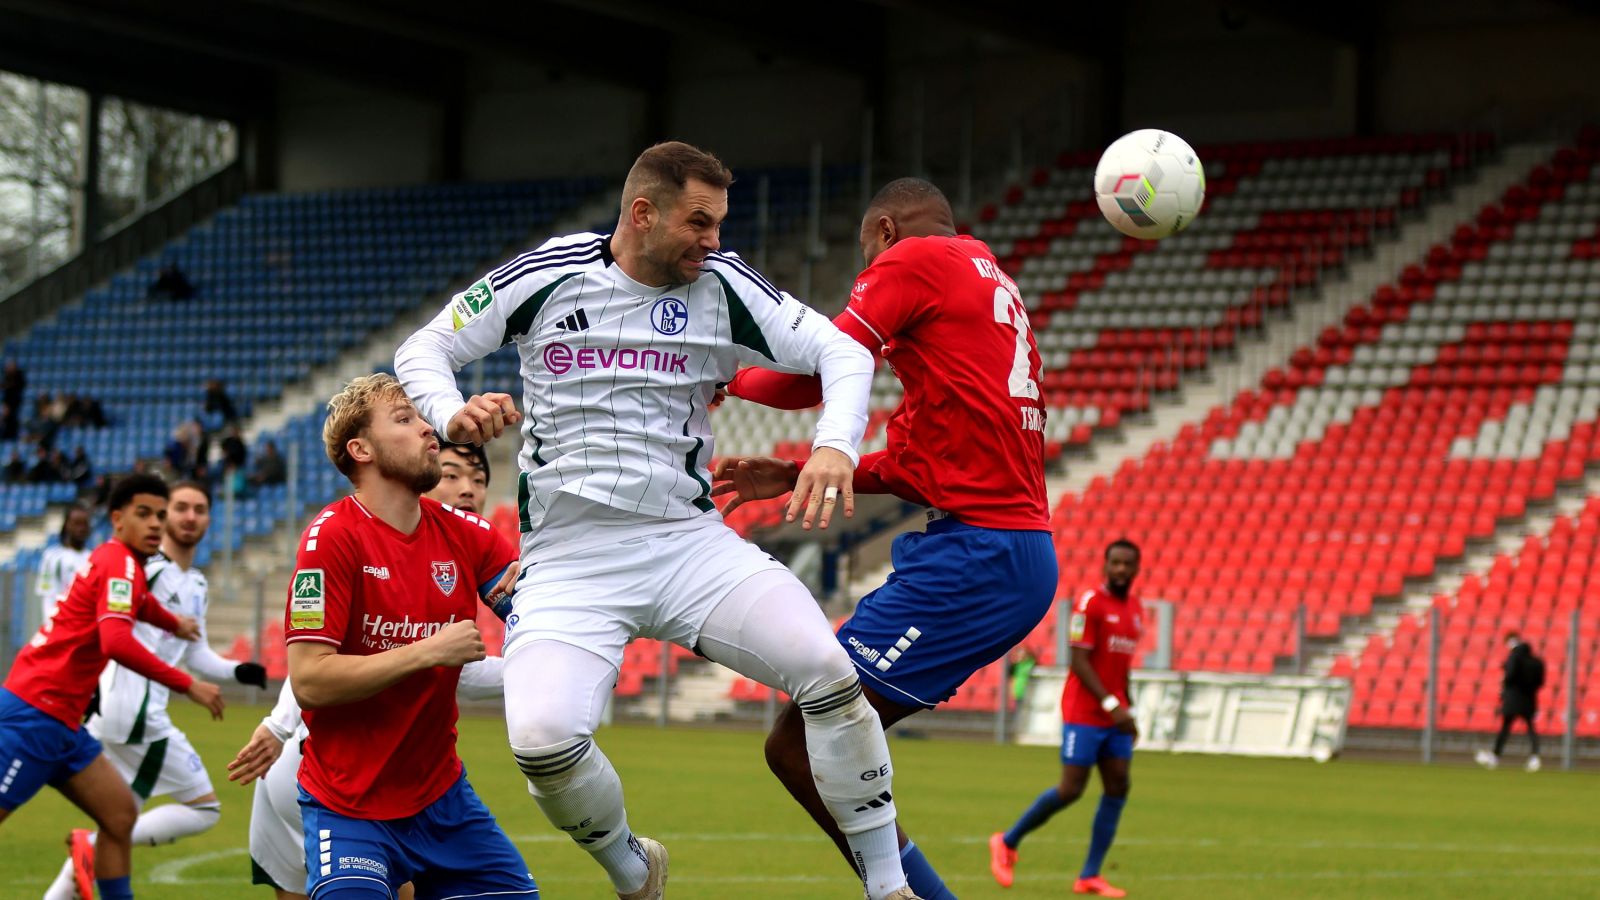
[0, 0, 1597, 896]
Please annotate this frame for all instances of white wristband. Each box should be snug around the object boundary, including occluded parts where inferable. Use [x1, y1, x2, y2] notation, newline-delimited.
[1100, 695, 1121, 713]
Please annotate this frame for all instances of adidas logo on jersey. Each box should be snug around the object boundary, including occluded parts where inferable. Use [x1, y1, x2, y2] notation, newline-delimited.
[556, 308, 591, 332]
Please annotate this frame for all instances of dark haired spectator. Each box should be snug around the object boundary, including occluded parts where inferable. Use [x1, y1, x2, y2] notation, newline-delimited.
[203, 380, 238, 428]
[248, 439, 286, 490]
[2, 360, 24, 413]
[25, 391, 60, 446]
[65, 446, 92, 487]
[60, 392, 109, 430]
[217, 424, 249, 496]
[148, 262, 195, 301]
[165, 420, 202, 479]
[1, 401, 17, 441]
[26, 445, 63, 483]
[3, 450, 24, 482]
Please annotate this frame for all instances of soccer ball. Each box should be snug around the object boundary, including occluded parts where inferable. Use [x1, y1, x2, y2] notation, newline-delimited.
[1094, 129, 1205, 240]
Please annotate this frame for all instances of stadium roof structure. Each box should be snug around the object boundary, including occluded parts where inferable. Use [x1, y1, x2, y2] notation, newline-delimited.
[0, 0, 1132, 121]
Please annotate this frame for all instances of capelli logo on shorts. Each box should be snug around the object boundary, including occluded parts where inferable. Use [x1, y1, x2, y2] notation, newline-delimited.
[543, 342, 688, 376]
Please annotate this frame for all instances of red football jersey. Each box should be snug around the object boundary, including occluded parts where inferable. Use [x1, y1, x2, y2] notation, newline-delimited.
[844, 235, 1048, 530]
[4, 539, 188, 728]
[285, 496, 516, 819]
[1061, 586, 1144, 727]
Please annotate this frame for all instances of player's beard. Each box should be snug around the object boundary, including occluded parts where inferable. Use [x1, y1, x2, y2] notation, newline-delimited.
[376, 443, 442, 495]
[1107, 580, 1132, 598]
[165, 528, 203, 551]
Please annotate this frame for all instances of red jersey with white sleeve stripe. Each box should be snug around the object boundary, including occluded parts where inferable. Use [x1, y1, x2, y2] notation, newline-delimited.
[728, 234, 1049, 531]
[1061, 586, 1144, 727]
[4, 538, 192, 728]
[284, 496, 516, 819]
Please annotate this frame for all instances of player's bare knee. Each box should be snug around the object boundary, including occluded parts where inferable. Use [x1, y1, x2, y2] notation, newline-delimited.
[1057, 771, 1090, 804]
[1055, 782, 1085, 804]
[96, 796, 139, 838]
[1103, 776, 1130, 798]
[763, 707, 809, 780]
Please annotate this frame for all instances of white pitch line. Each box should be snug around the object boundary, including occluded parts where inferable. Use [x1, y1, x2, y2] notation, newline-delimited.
[509, 830, 1600, 860]
[122, 839, 1600, 887]
[147, 847, 249, 884]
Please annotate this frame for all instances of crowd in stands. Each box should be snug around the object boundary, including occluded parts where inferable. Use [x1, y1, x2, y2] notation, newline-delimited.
[0, 355, 283, 501]
[1, 360, 107, 489]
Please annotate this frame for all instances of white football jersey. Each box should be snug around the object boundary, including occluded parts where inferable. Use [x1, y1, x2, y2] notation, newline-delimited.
[397, 233, 872, 532]
[91, 552, 238, 745]
[34, 543, 90, 626]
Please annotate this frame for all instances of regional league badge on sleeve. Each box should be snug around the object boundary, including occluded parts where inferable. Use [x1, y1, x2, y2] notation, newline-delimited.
[291, 569, 326, 629]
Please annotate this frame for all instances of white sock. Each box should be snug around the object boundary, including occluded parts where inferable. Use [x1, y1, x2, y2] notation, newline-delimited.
[797, 676, 907, 899]
[131, 801, 221, 846]
[44, 858, 77, 900]
[42, 802, 221, 899]
[513, 737, 648, 893]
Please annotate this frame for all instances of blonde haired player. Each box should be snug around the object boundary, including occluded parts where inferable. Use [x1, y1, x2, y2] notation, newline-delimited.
[396, 141, 917, 899]
[279, 374, 534, 899]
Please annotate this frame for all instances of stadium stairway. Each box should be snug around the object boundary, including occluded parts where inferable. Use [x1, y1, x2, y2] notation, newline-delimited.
[1049, 143, 1556, 499]
[1011, 132, 1600, 747]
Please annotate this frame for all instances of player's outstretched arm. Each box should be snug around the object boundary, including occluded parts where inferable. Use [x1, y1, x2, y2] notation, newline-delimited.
[288, 619, 486, 709]
[789, 446, 855, 530]
[397, 247, 560, 439]
[226, 724, 284, 785]
[457, 656, 506, 701]
[726, 308, 883, 410]
[444, 392, 522, 446]
[180, 612, 267, 687]
[711, 457, 799, 516]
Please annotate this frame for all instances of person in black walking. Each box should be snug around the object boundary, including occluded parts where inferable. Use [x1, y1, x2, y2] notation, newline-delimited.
[1476, 631, 1545, 771]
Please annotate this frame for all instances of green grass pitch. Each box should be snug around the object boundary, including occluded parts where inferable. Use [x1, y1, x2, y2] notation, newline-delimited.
[1, 702, 1594, 898]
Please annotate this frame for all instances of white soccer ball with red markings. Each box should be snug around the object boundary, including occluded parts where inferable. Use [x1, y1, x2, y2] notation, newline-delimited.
[1094, 129, 1205, 240]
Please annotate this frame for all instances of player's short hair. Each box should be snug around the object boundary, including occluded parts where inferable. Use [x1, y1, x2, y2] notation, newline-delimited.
[323, 373, 412, 480]
[439, 441, 490, 485]
[866, 177, 952, 219]
[170, 479, 212, 504]
[1104, 538, 1141, 561]
[107, 473, 169, 513]
[622, 141, 734, 215]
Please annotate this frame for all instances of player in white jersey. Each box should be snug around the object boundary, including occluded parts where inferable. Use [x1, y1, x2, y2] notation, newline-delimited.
[229, 662, 509, 900]
[34, 505, 92, 627]
[396, 141, 918, 900]
[43, 482, 268, 900]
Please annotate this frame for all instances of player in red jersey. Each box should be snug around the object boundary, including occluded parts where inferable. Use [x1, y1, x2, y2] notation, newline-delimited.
[713, 177, 1058, 899]
[284, 373, 535, 899]
[990, 539, 1143, 897]
[0, 473, 225, 900]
